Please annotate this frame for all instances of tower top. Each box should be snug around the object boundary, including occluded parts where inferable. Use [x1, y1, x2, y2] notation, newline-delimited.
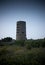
[17, 21, 26, 23]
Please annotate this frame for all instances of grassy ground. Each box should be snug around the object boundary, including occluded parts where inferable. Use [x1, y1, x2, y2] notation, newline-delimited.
[0, 45, 45, 65]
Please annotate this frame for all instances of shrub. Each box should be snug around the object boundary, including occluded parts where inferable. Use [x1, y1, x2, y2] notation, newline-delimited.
[26, 44, 32, 49]
[15, 40, 25, 46]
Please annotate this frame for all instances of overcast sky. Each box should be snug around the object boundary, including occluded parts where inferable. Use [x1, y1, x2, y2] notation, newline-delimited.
[0, 0, 45, 39]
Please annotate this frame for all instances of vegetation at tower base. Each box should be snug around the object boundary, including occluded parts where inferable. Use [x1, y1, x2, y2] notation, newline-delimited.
[0, 37, 45, 65]
[15, 40, 25, 46]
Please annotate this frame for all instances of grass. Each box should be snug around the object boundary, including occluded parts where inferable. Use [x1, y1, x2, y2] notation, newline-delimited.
[0, 38, 45, 65]
[0, 45, 45, 65]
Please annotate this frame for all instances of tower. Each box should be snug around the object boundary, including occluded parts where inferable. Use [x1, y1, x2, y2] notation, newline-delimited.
[16, 21, 26, 40]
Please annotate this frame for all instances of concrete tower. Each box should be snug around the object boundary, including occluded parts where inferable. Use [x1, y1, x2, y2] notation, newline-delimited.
[16, 21, 26, 40]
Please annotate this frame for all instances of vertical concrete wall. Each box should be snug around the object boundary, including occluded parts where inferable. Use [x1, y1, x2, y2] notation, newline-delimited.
[16, 21, 26, 40]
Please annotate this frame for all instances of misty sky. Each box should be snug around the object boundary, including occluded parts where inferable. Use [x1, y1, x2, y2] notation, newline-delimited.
[0, 0, 45, 39]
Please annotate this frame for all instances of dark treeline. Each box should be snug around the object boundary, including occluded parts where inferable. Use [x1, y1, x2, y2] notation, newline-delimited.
[25, 38, 45, 49]
[0, 37, 12, 42]
[0, 37, 45, 48]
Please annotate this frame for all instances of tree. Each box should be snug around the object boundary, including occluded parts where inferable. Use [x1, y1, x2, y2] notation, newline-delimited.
[1, 37, 12, 42]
